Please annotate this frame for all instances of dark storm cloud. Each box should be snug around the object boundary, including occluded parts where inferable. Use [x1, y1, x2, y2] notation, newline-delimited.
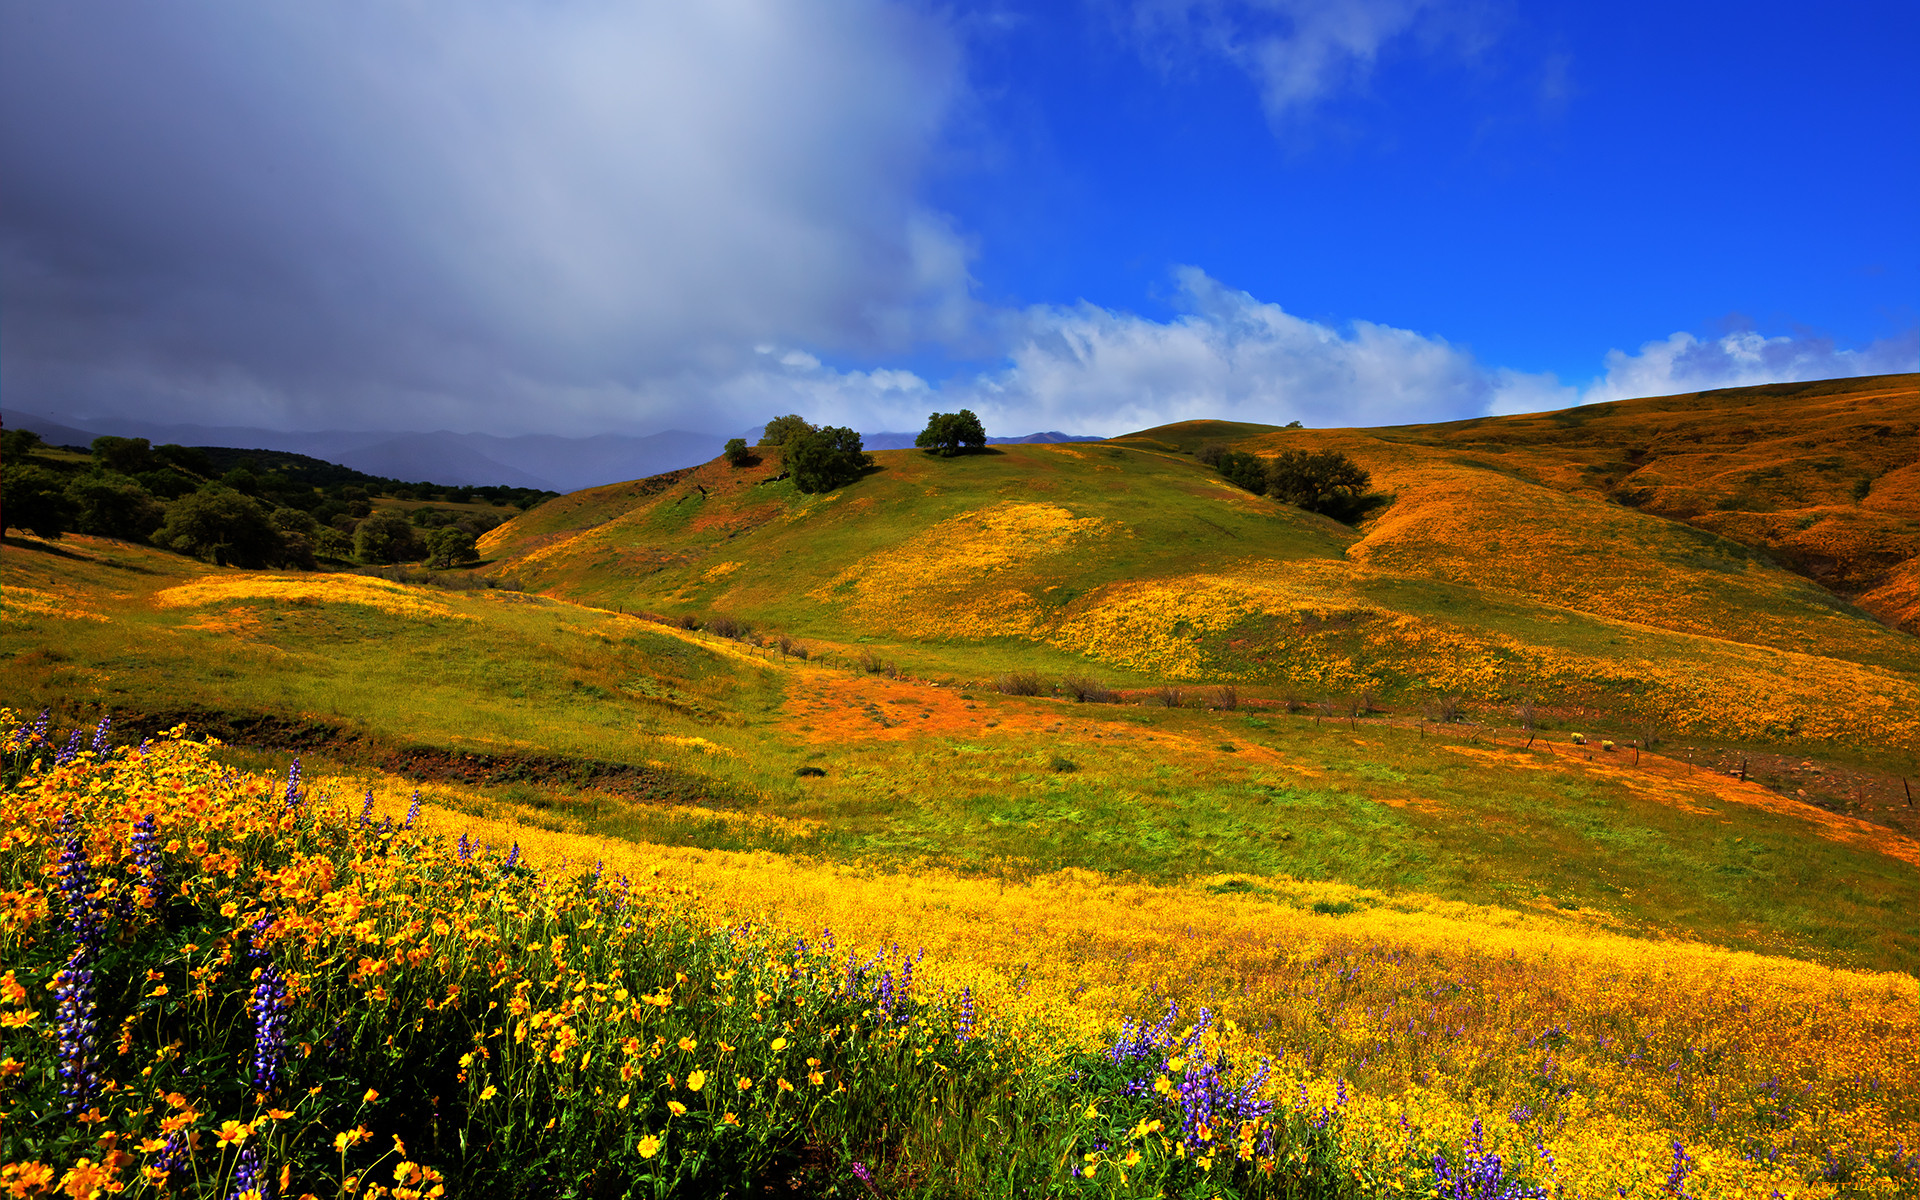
[1, 0, 972, 435]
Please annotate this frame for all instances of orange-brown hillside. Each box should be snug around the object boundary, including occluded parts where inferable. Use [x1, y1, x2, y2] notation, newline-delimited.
[1210, 373, 1919, 632]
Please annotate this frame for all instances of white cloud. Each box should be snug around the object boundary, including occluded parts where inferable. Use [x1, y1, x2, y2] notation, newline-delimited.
[1581, 328, 1919, 405]
[713, 271, 1915, 438]
[716, 267, 1573, 435]
[1125, 0, 1448, 124]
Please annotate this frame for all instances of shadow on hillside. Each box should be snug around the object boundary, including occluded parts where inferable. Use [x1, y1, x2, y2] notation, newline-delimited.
[1, 533, 163, 573]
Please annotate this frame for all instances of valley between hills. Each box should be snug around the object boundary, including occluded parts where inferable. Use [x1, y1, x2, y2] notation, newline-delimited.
[4, 373, 1917, 1197]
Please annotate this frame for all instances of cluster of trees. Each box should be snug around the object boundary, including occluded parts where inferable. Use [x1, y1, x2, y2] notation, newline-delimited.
[753, 416, 872, 493]
[1, 430, 532, 569]
[724, 409, 989, 490]
[1198, 441, 1377, 522]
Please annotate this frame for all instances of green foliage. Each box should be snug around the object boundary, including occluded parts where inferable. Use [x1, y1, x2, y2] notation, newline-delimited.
[1266, 450, 1373, 521]
[724, 437, 754, 467]
[426, 526, 480, 568]
[90, 434, 154, 475]
[354, 509, 421, 564]
[66, 471, 166, 541]
[915, 409, 987, 457]
[758, 414, 816, 449]
[2, 428, 47, 459]
[1216, 450, 1269, 495]
[787, 426, 871, 494]
[153, 488, 287, 567]
[154, 442, 212, 475]
[1, 463, 77, 538]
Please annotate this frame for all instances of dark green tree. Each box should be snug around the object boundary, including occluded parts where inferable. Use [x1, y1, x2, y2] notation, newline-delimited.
[1265, 450, 1372, 520]
[2, 429, 46, 459]
[758, 414, 816, 448]
[1216, 450, 1268, 495]
[2, 464, 78, 538]
[90, 435, 154, 475]
[67, 472, 166, 541]
[426, 527, 480, 569]
[914, 410, 987, 456]
[153, 488, 285, 566]
[353, 510, 420, 564]
[723, 438, 754, 467]
[787, 427, 871, 494]
[154, 444, 212, 475]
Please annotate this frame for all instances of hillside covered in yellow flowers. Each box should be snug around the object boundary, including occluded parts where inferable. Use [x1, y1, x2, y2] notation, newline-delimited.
[4, 373, 1918, 1197]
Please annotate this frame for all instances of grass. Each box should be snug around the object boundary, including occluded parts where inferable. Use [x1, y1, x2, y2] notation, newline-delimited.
[473, 376, 1920, 759]
[6, 375, 1920, 1195]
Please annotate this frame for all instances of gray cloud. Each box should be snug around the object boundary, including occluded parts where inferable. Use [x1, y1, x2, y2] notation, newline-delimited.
[2, 0, 971, 435]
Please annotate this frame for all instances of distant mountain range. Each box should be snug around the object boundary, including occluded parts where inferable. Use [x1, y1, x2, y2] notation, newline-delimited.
[2, 411, 1104, 492]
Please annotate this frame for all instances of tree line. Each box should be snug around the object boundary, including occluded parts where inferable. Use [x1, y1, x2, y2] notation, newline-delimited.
[1, 430, 554, 568]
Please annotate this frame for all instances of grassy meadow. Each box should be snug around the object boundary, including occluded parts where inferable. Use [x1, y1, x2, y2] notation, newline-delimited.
[5, 375, 1920, 1197]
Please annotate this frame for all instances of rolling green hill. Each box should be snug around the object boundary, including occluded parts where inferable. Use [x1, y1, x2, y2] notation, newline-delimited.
[477, 375, 1920, 758]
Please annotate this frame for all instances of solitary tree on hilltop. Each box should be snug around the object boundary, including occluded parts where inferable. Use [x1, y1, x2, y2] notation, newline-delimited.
[915, 410, 987, 456]
[723, 438, 755, 467]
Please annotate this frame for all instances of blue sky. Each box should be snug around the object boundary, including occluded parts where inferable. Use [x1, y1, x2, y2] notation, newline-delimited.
[3, 0, 1914, 438]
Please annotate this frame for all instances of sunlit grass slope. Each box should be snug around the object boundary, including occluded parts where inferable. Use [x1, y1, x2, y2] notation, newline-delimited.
[5, 538, 1914, 976]
[475, 379, 1920, 755]
[15, 731, 1917, 1197]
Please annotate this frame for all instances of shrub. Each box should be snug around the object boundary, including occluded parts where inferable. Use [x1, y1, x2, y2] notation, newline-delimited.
[1195, 443, 1228, 468]
[859, 649, 885, 674]
[1265, 450, 1373, 521]
[1153, 686, 1183, 709]
[788, 426, 871, 494]
[677, 614, 703, 631]
[724, 438, 755, 467]
[707, 615, 750, 640]
[995, 671, 1045, 696]
[1049, 754, 1077, 773]
[1061, 676, 1117, 703]
[1212, 686, 1238, 711]
[915, 410, 987, 457]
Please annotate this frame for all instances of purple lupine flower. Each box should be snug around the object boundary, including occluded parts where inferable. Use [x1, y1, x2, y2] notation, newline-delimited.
[56, 728, 83, 765]
[875, 970, 895, 1020]
[458, 832, 473, 861]
[31, 709, 50, 744]
[502, 842, 520, 873]
[956, 987, 975, 1043]
[250, 958, 291, 1097]
[851, 1161, 875, 1193]
[131, 813, 163, 902]
[228, 1144, 268, 1200]
[405, 789, 421, 828]
[284, 758, 302, 808]
[56, 834, 100, 941]
[1432, 1118, 1550, 1200]
[54, 950, 100, 1113]
[152, 1131, 190, 1186]
[1664, 1141, 1695, 1195]
[359, 789, 375, 825]
[90, 715, 112, 754]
